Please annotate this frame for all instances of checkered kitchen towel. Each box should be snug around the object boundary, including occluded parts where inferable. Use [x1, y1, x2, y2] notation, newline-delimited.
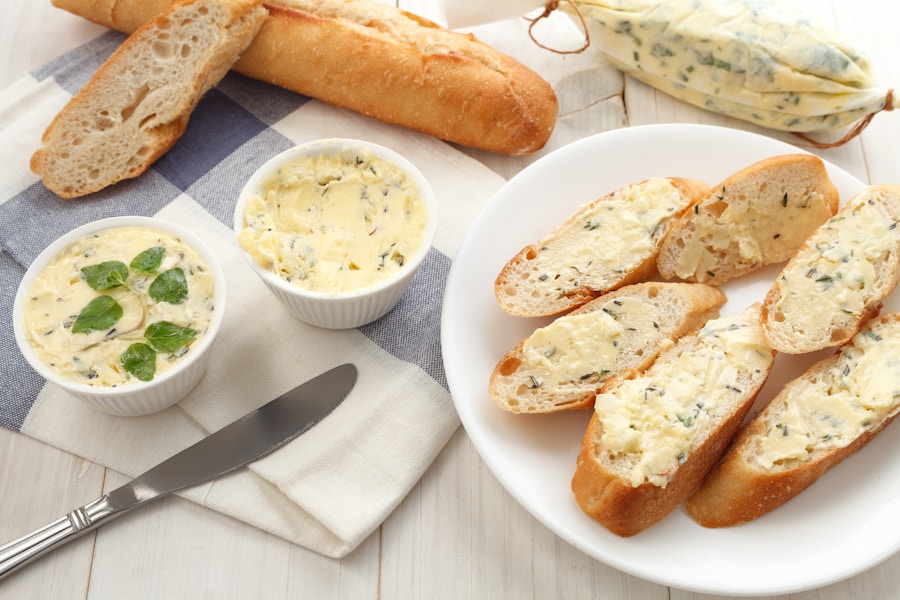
[0, 31, 507, 558]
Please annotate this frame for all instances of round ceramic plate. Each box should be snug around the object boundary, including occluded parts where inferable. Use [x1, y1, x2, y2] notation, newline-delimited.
[441, 124, 900, 596]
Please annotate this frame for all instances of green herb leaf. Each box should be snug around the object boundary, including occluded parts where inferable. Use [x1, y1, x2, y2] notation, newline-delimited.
[80, 261, 128, 291]
[121, 343, 156, 381]
[130, 246, 165, 274]
[145, 321, 199, 353]
[149, 268, 188, 304]
[72, 295, 123, 333]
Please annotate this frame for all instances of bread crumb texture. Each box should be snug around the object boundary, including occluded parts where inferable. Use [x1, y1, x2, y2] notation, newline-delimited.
[31, 0, 267, 198]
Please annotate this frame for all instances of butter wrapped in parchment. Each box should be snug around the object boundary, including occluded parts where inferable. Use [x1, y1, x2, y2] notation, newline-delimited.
[566, 0, 896, 140]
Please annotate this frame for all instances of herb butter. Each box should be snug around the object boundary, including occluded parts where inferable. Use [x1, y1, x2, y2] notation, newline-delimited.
[595, 306, 774, 487]
[574, 0, 887, 132]
[21, 226, 215, 386]
[772, 193, 900, 333]
[532, 177, 689, 299]
[237, 147, 428, 294]
[755, 318, 900, 469]
[522, 297, 656, 385]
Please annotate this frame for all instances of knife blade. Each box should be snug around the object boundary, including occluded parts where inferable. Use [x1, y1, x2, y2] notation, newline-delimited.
[0, 362, 357, 579]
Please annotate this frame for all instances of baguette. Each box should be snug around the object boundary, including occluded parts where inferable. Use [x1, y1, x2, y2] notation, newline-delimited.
[489, 282, 726, 414]
[571, 304, 775, 536]
[51, 0, 559, 156]
[32, 0, 267, 198]
[495, 177, 709, 317]
[686, 312, 900, 528]
[656, 154, 839, 285]
[761, 185, 900, 354]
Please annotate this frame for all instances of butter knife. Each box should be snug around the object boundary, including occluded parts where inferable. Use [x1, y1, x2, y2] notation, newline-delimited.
[0, 362, 357, 579]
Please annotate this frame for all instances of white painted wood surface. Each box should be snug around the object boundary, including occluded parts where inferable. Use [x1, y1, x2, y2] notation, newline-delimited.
[3, 0, 900, 597]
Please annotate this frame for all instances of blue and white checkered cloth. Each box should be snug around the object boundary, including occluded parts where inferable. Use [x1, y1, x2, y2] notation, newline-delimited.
[0, 31, 507, 557]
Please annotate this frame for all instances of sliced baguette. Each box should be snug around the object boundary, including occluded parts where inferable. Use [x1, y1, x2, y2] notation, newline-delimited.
[31, 0, 268, 198]
[52, 0, 559, 156]
[489, 282, 726, 414]
[686, 312, 900, 528]
[571, 304, 776, 536]
[495, 177, 709, 317]
[656, 154, 839, 285]
[761, 184, 900, 354]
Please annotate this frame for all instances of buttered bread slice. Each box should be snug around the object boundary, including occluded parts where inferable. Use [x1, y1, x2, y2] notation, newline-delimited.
[489, 282, 726, 414]
[761, 184, 900, 354]
[571, 303, 776, 536]
[657, 154, 839, 285]
[686, 312, 900, 528]
[495, 177, 708, 317]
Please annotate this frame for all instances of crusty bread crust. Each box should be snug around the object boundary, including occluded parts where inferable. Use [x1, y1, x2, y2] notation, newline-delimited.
[686, 312, 900, 528]
[489, 282, 726, 414]
[571, 304, 775, 536]
[52, 0, 558, 156]
[494, 178, 709, 317]
[760, 184, 900, 354]
[33, 0, 267, 198]
[657, 154, 839, 285]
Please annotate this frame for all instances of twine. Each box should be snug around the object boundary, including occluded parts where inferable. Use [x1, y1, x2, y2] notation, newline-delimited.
[525, 0, 591, 54]
[794, 89, 895, 149]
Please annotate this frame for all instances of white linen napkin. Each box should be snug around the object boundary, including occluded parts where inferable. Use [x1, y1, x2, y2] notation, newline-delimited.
[0, 33, 507, 557]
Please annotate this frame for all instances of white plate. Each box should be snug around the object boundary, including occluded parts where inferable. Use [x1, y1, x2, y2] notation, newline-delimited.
[441, 124, 900, 596]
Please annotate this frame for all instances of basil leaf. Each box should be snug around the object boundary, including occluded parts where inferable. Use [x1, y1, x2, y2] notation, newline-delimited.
[149, 268, 188, 304]
[72, 296, 123, 333]
[121, 343, 156, 382]
[130, 246, 165, 274]
[145, 321, 199, 353]
[80, 261, 128, 291]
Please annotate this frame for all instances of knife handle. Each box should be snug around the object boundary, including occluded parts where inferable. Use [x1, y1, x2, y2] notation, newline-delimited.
[0, 495, 121, 579]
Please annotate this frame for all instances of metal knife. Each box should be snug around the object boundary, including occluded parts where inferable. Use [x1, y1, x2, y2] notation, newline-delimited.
[0, 362, 357, 579]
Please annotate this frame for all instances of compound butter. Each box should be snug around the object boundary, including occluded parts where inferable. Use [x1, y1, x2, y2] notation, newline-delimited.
[596, 306, 774, 488]
[22, 226, 215, 387]
[237, 147, 428, 293]
[756, 317, 900, 469]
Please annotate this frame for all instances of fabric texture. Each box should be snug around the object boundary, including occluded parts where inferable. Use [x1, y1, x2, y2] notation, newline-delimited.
[0, 31, 506, 558]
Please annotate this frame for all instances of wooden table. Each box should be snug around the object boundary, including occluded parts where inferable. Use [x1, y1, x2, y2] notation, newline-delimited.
[3, 1, 900, 597]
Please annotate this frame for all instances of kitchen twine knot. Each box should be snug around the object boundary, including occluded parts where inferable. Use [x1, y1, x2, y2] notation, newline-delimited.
[795, 89, 895, 149]
[525, 0, 591, 54]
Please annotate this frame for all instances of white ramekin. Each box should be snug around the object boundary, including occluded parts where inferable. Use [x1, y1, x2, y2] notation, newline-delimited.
[233, 138, 438, 329]
[13, 216, 227, 417]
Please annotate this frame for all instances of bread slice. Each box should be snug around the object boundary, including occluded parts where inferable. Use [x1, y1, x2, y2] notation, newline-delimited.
[489, 282, 726, 414]
[656, 154, 839, 285]
[495, 177, 709, 317]
[52, 0, 559, 156]
[571, 303, 776, 536]
[686, 312, 900, 528]
[31, 0, 268, 198]
[760, 184, 900, 354]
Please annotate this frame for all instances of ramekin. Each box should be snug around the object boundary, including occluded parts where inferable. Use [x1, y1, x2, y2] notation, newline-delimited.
[13, 216, 227, 417]
[233, 138, 438, 329]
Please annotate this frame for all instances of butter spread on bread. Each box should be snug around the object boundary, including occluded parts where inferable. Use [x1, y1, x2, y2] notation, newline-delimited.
[757, 322, 900, 465]
[761, 184, 900, 354]
[571, 304, 775, 536]
[594, 306, 774, 487]
[32, 0, 267, 198]
[495, 178, 708, 317]
[657, 154, 839, 284]
[686, 312, 900, 528]
[489, 282, 726, 414]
